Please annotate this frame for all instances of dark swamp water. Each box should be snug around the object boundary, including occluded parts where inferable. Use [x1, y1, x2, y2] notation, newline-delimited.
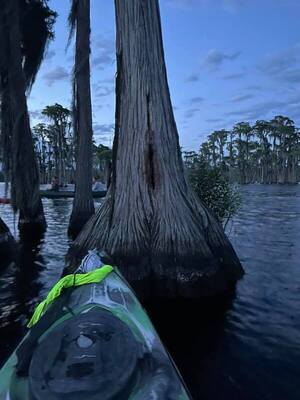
[0, 183, 299, 399]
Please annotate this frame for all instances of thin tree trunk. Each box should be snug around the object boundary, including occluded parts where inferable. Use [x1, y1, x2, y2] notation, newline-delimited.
[5, 0, 46, 237]
[67, 0, 243, 298]
[58, 124, 64, 186]
[68, 0, 94, 238]
[105, 160, 112, 189]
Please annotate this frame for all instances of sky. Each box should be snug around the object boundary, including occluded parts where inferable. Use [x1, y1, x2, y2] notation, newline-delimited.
[28, 0, 300, 151]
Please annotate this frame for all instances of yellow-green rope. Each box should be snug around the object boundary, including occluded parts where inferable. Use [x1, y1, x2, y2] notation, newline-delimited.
[27, 265, 113, 328]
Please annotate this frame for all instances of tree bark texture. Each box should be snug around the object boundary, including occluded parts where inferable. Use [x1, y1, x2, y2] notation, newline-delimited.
[67, 0, 243, 298]
[3, 0, 46, 236]
[69, 0, 95, 238]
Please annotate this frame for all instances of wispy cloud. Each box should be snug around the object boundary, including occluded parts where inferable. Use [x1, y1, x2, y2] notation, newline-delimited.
[92, 83, 114, 98]
[225, 100, 286, 120]
[245, 85, 262, 91]
[222, 0, 246, 13]
[92, 34, 115, 70]
[230, 94, 254, 102]
[185, 73, 200, 83]
[184, 108, 200, 118]
[259, 43, 300, 83]
[167, 0, 205, 9]
[29, 109, 46, 122]
[45, 49, 56, 61]
[167, 0, 246, 12]
[93, 123, 115, 134]
[222, 72, 245, 80]
[202, 49, 241, 71]
[281, 69, 300, 83]
[93, 54, 114, 69]
[206, 118, 223, 123]
[226, 92, 300, 121]
[43, 66, 69, 86]
[190, 96, 204, 104]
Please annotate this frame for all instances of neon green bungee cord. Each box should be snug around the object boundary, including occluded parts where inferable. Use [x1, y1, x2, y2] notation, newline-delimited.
[27, 265, 113, 328]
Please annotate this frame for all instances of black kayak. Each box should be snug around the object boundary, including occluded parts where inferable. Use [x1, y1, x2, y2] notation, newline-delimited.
[40, 190, 107, 199]
[0, 251, 192, 399]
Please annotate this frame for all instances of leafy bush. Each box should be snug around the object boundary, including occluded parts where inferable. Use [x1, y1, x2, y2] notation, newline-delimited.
[185, 157, 242, 226]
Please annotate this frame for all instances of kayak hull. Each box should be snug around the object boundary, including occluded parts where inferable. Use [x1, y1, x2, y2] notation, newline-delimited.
[0, 269, 191, 399]
[0, 198, 10, 204]
[40, 190, 106, 199]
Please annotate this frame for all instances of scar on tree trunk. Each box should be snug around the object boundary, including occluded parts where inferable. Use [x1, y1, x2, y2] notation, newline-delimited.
[66, 0, 244, 299]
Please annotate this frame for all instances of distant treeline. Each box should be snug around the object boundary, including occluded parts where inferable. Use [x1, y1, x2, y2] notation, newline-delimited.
[2, 113, 298, 186]
[31, 103, 112, 185]
[184, 116, 300, 184]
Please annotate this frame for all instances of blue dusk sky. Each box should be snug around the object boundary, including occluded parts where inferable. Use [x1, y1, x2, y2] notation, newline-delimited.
[28, 0, 300, 151]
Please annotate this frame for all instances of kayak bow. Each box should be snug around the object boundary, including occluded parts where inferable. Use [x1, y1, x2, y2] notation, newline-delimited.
[0, 251, 192, 400]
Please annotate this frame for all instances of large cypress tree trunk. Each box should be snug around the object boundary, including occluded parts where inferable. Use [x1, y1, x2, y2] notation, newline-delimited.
[4, 0, 46, 237]
[68, 0, 94, 238]
[67, 0, 243, 298]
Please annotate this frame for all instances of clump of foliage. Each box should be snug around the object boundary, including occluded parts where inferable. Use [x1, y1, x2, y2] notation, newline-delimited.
[184, 152, 242, 226]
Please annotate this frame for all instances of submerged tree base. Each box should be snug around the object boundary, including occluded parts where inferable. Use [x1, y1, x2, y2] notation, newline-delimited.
[18, 215, 47, 243]
[68, 210, 94, 240]
[0, 218, 16, 266]
[122, 250, 243, 299]
[67, 248, 243, 300]
[66, 197, 244, 299]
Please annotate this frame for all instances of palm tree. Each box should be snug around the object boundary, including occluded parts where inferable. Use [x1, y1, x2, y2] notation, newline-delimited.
[199, 142, 212, 165]
[269, 116, 285, 183]
[68, 0, 95, 238]
[247, 139, 259, 183]
[33, 123, 49, 184]
[233, 122, 252, 184]
[67, 0, 243, 299]
[42, 104, 71, 186]
[253, 120, 272, 184]
[226, 129, 236, 179]
[207, 132, 218, 167]
[214, 129, 228, 171]
[0, 0, 56, 237]
[269, 116, 300, 184]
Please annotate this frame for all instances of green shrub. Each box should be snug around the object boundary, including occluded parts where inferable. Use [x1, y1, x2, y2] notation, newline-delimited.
[186, 159, 242, 226]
